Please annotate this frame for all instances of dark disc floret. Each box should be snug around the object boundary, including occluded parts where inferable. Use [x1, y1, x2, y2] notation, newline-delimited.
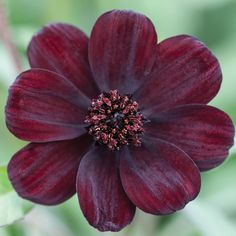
[85, 90, 146, 150]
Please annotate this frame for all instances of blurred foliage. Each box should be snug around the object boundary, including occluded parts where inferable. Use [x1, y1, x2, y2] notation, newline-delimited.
[196, 1, 236, 47]
[0, 0, 236, 236]
[0, 167, 32, 227]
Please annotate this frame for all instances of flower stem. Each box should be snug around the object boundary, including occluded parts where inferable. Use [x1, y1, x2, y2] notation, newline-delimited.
[0, 0, 22, 72]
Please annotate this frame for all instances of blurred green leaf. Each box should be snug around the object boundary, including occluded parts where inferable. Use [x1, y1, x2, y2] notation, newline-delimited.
[0, 166, 32, 227]
[183, 201, 236, 236]
[157, 214, 200, 236]
[231, 134, 236, 155]
[199, 152, 236, 216]
[195, 1, 236, 47]
[181, 0, 232, 9]
[0, 167, 12, 194]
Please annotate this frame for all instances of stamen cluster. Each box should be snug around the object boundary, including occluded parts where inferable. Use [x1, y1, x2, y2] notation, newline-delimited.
[85, 90, 145, 150]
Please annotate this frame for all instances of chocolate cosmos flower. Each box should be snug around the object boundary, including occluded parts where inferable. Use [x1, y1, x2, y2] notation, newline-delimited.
[5, 10, 235, 232]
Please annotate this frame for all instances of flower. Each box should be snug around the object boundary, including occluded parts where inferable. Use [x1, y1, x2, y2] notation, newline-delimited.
[5, 10, 235, 232]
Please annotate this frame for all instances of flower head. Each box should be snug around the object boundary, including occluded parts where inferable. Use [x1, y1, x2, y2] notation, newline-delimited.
[5, 10, 235, 232]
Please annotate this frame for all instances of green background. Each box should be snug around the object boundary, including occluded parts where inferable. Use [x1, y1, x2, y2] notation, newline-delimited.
[0, 0, 236, 236]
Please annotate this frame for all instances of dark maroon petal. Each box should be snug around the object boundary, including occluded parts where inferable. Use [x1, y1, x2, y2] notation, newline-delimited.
[120, 138, 201, 215]
[77, 146, 135, 232]
[145, 105, 235, 171]
[8, 134, 92, 205]
[89, 10, 157, 94]
[28, 23, 99, 98]
[5, 69, 89, 142]
[134, 35, 222, 115]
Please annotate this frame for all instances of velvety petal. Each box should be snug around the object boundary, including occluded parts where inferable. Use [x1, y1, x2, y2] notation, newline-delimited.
[134, 35, 222, 115]
[6, 69, 89, 142]
[28, 23, 99, 98]
[77, 146, 135, 232]
[120, 138, 201, 215]
[89, 10, 157, 94]
[8, 134, 92, 205]
[145, 105, 235, 171]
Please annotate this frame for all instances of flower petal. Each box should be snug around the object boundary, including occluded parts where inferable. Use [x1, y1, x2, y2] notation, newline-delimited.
[28, 23, 99, 98]
[77, 147, 135, 232]
[89, 10, 157, 94]
[145, 105, 235, 171]
[120, 138, 201, 215]
[6, 69, 89, 142]
[8, 134, 92, 205]
[134, 35, 222, 115]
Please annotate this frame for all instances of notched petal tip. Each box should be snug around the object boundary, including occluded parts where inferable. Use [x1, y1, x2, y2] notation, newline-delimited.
[93, 217, 134, 232]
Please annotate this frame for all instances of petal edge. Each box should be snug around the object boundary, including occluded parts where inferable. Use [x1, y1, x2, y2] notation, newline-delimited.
[77, 146, 135, 232]
[120, 138, 201, 215]
[145, 104, 235, 171]
[89, 10, 157, 94]
[134, 35, 222, 114]
[8, 134, 92, 205]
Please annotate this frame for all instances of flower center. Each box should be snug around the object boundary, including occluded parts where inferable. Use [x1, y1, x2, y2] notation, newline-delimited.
[85, 90, 146, 150]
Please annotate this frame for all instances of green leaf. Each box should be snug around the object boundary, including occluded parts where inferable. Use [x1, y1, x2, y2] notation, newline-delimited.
[0, 166, 33, 227]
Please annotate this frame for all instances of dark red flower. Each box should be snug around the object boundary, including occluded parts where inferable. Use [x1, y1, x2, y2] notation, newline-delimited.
[5, 10, 235, 232]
